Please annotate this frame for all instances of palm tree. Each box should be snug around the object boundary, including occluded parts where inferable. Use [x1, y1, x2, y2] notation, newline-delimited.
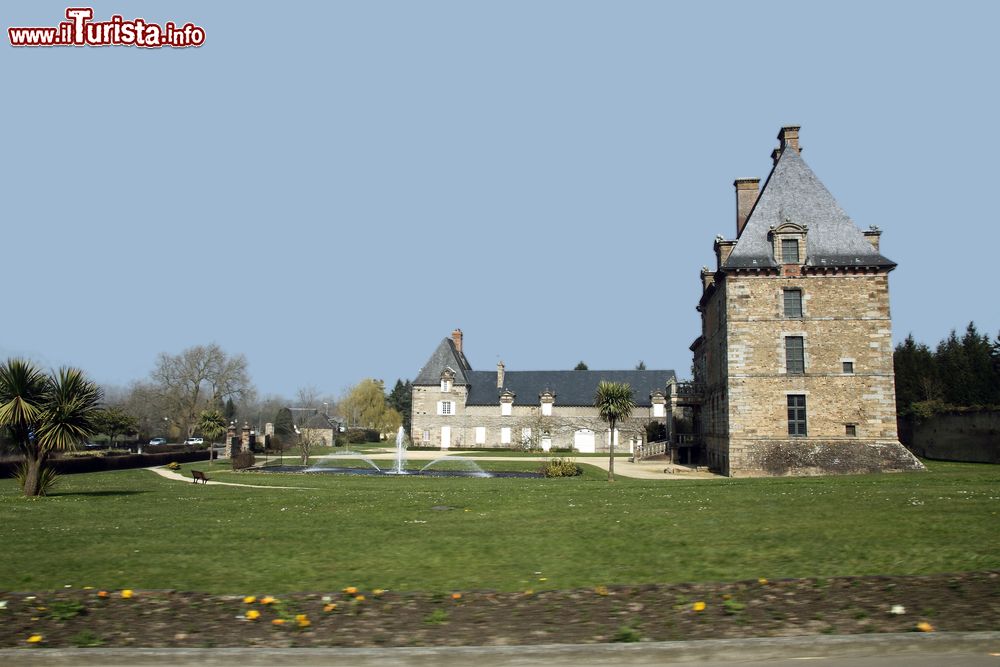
[198, 408, 227, 461]
[595, 381, 635, 482]
[0, 359, 102, 496]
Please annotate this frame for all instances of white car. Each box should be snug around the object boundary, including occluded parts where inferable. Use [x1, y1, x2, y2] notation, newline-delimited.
[184, 437, 205, 446]
[149, 437, 168, 446]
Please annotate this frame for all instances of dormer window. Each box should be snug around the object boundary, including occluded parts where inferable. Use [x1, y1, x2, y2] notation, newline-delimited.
[440, 368, 455, 393]
[500, 389, 515, 417]
[769, 219, 808, 266]
[539, 390, 555, 417]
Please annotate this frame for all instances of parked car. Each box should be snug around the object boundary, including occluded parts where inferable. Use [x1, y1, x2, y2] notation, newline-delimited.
[149, 437, 168, 446]
[184, 437, 204, 446]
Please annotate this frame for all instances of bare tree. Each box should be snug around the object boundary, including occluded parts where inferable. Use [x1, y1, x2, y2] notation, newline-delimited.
[150, 343, 255, 437]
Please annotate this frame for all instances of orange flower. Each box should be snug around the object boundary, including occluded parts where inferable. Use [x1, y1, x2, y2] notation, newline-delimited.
[260, 596, 276, 605]
[692, 601, 706, 612]
[343, 586, 358, 595]
[451, 593, 462, 600]
[296, 614, 311, 628]
[323, 603, 337, 613]
[272, 618, 285, 626]
[243, 596, 257, 604]
[97, 591, 109, 598]
[245, 610, 260, 620]
[121, 589, 134, 599]
[27, 634, 43, 644]
[916, 621, 934, 632]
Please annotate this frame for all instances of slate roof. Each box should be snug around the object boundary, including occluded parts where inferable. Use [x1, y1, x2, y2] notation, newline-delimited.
[413, 338, 473, 385]
[724, 146, 895, 270]
[465, 370, 676, 407]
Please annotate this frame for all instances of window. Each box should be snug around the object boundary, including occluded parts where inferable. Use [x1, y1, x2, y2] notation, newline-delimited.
[842, 361, 854, 374]
[500, 427, 511, 444]
[437, 401, 453, 415]
[475, 426, 486, 444]
[781, 238, 800, 263]
[787, 395, 807, 437]
[653, 403, 665, 417]
[441, 379, 451, 392]
[783, 289, 802, 318]
[501, 402, 511, 416]
[785, 336, 805, 374]
[845, 424, 857, 437]
[422, 430, 430, 442]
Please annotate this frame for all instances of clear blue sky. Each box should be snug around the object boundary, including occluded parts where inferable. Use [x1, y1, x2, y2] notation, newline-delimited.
[3, 1, 998, 398]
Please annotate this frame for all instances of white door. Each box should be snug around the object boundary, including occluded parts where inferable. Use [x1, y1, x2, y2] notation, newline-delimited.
[574, 429, 595, 453]
[440, 426, 451, 449]
[541, 436, 552, 452]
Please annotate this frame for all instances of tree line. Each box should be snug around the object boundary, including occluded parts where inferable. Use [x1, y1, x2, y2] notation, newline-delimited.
[894, 322, 1000, 417]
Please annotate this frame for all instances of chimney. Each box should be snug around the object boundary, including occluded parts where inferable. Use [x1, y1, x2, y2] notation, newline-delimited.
[451, 328, 463, 354]
[734, 178, 760, 237]
[496, 361, 505, 389]
[772, 126, 802, 165]
[863, 225, 882, 252]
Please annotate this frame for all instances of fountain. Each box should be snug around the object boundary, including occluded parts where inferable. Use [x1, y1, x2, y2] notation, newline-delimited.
[390, 425, 407, 474]
[261, 426, 541, 478]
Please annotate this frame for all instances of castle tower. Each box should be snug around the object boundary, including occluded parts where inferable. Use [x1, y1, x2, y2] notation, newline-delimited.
[691, 126, 923, 476]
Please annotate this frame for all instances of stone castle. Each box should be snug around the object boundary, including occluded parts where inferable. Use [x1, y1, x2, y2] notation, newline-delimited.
[411, 127, 923, 476]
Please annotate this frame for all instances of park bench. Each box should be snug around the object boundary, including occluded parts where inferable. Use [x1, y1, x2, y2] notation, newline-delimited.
[191, 470, 209, 484]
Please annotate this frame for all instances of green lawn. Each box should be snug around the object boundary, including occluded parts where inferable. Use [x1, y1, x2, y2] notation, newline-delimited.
[0, 460, 997, 595]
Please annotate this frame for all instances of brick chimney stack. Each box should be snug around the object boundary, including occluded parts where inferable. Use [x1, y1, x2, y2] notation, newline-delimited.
[772, 126, 802, 165]
[778, 126, 801, 153]
[451, 328, 463, 354]
[496, 361, 505, 389]
[734, 178, 760, 237]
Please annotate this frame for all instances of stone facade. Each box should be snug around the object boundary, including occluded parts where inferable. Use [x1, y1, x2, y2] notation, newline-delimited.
[692, 127, 923, 477]
[411, 330, 674, 453]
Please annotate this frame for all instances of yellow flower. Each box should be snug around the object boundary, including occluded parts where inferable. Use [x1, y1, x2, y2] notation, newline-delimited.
[323, 603, 337, 613]
[355, 595, 366, 602]
[27, 635, 43, 644]
[261, 596, 276, 605]
[121, 589, 134, 599]
[758, 578, 768, 585]
[343, 586, 358, 595]
[243, 596, 257, 604]
[296, 614, 311, 628]
[692, 601, 706, 612]
[295, 614, 308, 622]
[245, 610, 260, 620]
[916, 621, 934, 632]
[373, 588, 386, 597]
[594, 585, 609, 596]
[451, 592, 462, 600]
[272, 618, 285, 626]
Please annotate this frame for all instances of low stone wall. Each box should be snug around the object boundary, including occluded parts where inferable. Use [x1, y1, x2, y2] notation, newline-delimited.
[737, 440, 924, 477]
[901, 410, 1000, 464]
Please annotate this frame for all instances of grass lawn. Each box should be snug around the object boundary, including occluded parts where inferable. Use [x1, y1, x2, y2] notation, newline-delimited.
[0, 460, 997, 595]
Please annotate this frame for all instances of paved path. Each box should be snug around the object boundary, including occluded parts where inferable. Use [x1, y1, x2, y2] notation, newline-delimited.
[145, 466, 317, 489]
[2, 632, 997, 666]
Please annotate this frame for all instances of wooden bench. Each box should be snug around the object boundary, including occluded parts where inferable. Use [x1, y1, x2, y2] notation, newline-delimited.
[191, 470, 209, 484]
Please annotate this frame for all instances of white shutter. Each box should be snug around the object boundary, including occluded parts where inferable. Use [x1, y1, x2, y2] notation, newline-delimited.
[500, 427, 511, 444]
[475, 427, 486, 444]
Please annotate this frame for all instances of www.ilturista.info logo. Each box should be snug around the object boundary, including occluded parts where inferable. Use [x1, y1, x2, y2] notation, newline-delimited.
[8, 7, 205, 48]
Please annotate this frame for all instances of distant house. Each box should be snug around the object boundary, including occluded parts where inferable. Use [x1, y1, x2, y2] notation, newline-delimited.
[298, 412, 338, 447]
[411, 329, 675, 452]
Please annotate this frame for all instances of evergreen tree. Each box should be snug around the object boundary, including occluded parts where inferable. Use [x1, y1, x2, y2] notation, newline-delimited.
[224, 398, 237, 421]
[574, 361, 588, 371]
[386, 379, 412, 432]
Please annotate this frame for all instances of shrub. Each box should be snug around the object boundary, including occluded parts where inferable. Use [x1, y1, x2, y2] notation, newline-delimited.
[232, 450, 256, 470]
[539, 457, 582, 478]
[166, 462, 181, 471]
[13, 462, 59, 495]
